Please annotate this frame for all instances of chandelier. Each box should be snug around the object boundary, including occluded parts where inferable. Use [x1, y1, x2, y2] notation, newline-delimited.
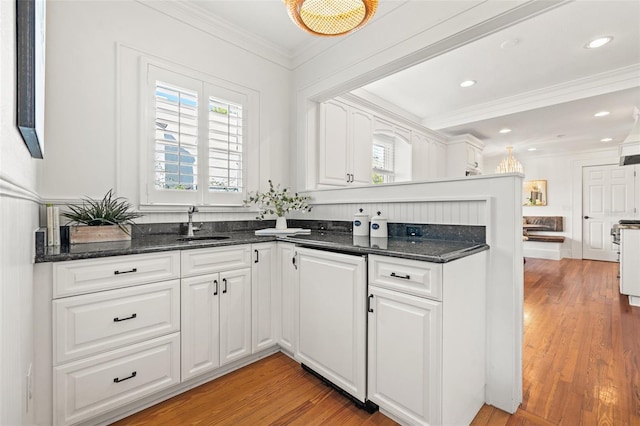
[496, 146, 524, 174]
[284, 0, 378, 37]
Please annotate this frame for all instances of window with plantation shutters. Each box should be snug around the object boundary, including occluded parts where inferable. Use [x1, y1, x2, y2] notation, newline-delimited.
[208, 97, 243, 193]
[145, 64, 254, 206]
[372, 136, 395, 184]
[154, 82, 199, 192]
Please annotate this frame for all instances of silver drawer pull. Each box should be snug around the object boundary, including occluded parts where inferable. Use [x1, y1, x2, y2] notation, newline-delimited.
[114, 268, 137, 275]
[390, 272, 411, 280]
[113, 371, 137, 383]
[113, 313, 137, 322]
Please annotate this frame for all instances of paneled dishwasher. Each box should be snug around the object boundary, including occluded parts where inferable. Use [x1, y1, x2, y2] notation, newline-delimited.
[294, 247, 377, 411]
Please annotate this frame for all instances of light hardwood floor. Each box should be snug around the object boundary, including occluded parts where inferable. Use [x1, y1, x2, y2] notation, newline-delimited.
[113, 258, 639, 425]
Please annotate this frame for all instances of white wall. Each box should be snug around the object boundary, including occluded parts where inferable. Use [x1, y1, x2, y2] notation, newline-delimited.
[0, 1, 41, 424]
[485, 147, 620, 259]
[39, 0, 292, 223]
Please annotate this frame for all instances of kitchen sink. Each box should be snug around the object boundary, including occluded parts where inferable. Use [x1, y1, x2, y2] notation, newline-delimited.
[177, 235, 231, 241]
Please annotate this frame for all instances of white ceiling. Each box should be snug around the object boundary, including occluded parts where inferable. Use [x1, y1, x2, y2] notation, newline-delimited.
[178, 0, 640, 159]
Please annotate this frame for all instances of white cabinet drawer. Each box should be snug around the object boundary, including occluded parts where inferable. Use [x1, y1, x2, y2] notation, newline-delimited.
[181, 245, 251, 277]
[53, 252, 180, 298]
[369, 255, 442, 300]
[54, 333, 180, 426]
[53, 280, 180, 365]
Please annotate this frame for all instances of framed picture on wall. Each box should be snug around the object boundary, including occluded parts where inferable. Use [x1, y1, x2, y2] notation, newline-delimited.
[16, 0, 46, 159]
[523, 180, 547, 206]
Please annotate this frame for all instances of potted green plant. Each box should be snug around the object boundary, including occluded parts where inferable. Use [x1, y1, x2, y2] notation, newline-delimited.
[244, 180, 312, 229]
[62, 189, 143, 243]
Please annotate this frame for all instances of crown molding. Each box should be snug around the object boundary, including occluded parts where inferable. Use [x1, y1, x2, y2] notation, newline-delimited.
[136, 0, 294, 69]
[424, 64, 640, 130]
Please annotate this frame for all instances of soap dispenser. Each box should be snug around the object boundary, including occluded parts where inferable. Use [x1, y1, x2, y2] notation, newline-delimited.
[353, 208, 370, 237]
[370, 211, 388, 238]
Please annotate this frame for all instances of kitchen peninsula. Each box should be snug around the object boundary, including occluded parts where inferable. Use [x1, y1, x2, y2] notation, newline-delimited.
[34, 219, 488, 426]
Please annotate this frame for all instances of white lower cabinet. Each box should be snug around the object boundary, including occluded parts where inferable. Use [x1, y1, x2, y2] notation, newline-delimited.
[367, 286, 442, 425]
[295, 247, 367, 403]
[53, 280, 180, 364]
[251, 243, 279, 352]
[41, 242, 486, 426]
[54, 333, 180, 426]
[276, 243, 297, 353]
[367, 252, 487, 426]
[48, 253, 182, 426]
[181, 246, 252, 381]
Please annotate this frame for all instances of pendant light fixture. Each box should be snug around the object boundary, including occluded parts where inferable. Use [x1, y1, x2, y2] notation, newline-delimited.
[284, 0, 378, 37]
[496, 146, 524, 174]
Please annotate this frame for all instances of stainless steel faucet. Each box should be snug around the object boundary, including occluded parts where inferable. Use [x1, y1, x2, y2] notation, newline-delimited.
[187, 206, 199, 237]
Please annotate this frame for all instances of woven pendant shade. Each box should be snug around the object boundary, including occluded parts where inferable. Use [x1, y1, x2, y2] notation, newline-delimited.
[284, 0, 378, 37]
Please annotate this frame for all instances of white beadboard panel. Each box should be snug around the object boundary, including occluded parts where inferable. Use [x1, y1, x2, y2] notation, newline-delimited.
[0, 196, 39, 426]
[294, 199, 486, 226]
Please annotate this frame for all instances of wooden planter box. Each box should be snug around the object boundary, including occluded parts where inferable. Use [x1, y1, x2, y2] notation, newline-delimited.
[69, 225, 131, 244]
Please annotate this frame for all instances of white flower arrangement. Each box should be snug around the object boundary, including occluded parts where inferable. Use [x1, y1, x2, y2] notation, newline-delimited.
[244, 180, 312, 219]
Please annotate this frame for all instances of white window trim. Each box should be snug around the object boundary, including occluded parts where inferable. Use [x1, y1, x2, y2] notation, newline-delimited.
[138, 57, 259, 208]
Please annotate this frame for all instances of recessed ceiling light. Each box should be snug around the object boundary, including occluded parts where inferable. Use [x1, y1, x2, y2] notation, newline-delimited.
[594, 111, 610, 117]
[527, 148, 537, 152]
[499, 128, 512, 134]
[601, 137, 613, 142]
[460, 80, 476, 88]
[585, 36, 613, 49]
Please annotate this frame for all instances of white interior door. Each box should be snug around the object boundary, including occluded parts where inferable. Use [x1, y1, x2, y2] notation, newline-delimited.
[582, 164, 636, 261]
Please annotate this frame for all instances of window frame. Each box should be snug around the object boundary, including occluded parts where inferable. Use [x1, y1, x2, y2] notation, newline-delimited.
[140, 59, 259, 208]
[372, 133, 396, 184]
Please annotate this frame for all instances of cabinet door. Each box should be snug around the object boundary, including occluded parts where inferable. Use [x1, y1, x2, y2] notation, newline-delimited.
[318, 100, 349, 186]
[296, 247, 367, 402]
[350, 109, 373, 185]
[367, 285, 442, 426]
[435, 142, 447, 177]
[251, 243, 278, 353]
[220, 268, 252, 365]
[412, 132, 430, 181]
[277, 243, 297, 353]
[181, 274, 220, 380]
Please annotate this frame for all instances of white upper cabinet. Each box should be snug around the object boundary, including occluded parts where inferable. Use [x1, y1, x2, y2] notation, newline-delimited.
[445, 134, 485, 177]
[317, 96, 450, 188]
[350, 109, 375, 185]
[412, 131, 446, 181]
[318, 99, 373, 186]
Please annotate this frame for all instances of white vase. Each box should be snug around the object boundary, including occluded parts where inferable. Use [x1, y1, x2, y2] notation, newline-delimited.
[275, 216, 287, 230]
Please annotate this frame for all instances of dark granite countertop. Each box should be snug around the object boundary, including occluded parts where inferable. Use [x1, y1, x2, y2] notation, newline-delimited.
[279, 231, 488, 263]
[35, 229, 488, 264]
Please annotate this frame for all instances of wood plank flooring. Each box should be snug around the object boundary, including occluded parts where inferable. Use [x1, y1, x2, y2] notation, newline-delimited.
[474, 258, 640, 426]
[112, 258, 640, 426]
